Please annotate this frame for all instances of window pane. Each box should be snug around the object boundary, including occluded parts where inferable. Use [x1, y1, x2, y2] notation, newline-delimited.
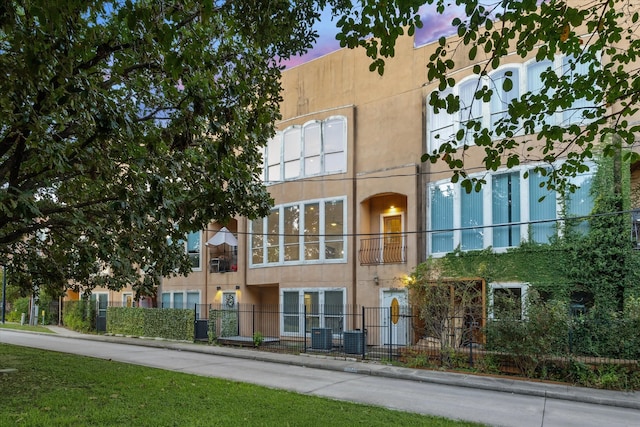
[567, 173, 593, 234]
[461, 188, 484, 250]
[324, 118, 345, 173]
[251, 218, 264, 264]
[283, 291, 299, 333]
[283, 128, 301, 179]
[526, 60, 555, 129]
[323, 118, 345, 153]
[304, 122, 321, 175]
[429, 89, 454, 151]
[161, 292, 170, 308]
[284, 206, 300, 261]
[324, 152, 344, 173]
[267, 136, 281, 182]
[174, 293, 184, 309]
[492, 172, 521, 247]
[324, 200, 344, 260]
[304, 292, 320, 332]
[490, 69, 519, 133]
[562, 56, 597, 124]
[284, 159, 301, 179]
[529, 170, 557, 243]
[267, 209, 280, 263]
[459, 79, 483, 145]
[305, 155, 321, 175]
[430, 183, 454, 252]
[304, 122, 321, 157]
[304, 203, 320, 260]
[324, 291, 343, 315]
[187, 232, 200, 269]
[283, 292, 299, 313]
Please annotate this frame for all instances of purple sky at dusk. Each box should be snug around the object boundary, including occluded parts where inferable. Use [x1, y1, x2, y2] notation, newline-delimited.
[282, 4, 462, 68]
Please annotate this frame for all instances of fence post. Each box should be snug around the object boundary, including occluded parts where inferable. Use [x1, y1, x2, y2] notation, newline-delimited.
[388, 306, 393, 362]
[303, 304, 307, 353]
[361, 306, 366, 359]
[193, 304, 197, 343]
[252, 304, 255, 338]
[468, 321, 474, 369]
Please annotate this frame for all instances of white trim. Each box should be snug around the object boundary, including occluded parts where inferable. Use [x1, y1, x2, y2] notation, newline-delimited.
[488, 282, 529, 320]
[280, 287, 347, 338]
[250, 196, 348, 267]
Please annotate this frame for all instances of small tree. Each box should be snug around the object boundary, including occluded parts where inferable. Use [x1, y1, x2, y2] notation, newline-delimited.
[408, 260, 483, 353]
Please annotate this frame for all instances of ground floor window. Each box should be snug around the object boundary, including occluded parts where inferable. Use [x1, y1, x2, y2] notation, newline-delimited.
[161, 291, 200, 311]
[489, 282, 528, 320]
[281, 288, 345, 335]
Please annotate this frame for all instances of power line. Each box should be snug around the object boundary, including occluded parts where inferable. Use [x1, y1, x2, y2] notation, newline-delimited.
[205, 208, 638, 239]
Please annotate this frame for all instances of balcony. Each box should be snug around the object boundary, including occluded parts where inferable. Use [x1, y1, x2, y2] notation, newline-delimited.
[359, 235, 406, 265]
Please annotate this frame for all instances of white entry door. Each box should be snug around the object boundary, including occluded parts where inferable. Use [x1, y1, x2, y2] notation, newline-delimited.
[381, 290, 408, 346]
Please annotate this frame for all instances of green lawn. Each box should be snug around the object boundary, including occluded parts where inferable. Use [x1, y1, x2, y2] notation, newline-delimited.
[0, 322, 54, 334]
[0, 344, 484, 426]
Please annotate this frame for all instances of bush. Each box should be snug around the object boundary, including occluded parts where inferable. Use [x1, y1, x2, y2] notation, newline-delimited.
[63, 300, 95, 332]
[485, 291, 570, 377]
[106, 307, 194, 341]
[6, 297, 30, 323]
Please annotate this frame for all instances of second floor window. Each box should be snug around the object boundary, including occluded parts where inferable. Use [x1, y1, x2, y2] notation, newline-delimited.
[250, 197, 346, 266]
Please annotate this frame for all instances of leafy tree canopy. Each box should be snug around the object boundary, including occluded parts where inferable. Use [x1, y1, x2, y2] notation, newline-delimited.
[2, 0, 635, 297]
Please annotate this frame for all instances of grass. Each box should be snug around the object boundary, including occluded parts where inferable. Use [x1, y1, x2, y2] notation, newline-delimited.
[0, 322, 54, 333]
[0, 344, 484, 427]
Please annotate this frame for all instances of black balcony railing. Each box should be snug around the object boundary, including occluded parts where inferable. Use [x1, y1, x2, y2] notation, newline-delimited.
[359, 235, 406, 265]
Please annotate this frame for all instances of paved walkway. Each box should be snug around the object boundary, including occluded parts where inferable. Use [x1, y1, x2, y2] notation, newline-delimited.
[42, 325, 640, 411]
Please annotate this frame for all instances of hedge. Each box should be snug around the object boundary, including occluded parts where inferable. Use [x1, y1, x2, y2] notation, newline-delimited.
[107, 307, 194, 341]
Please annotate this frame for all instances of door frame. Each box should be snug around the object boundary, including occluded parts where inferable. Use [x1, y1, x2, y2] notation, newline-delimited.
[380, 288, 409, 346]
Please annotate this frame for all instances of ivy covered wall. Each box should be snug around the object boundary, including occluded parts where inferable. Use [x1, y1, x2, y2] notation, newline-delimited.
[417, 154, 640, 309]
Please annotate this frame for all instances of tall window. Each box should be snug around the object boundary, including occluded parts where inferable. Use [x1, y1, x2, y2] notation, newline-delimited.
[492, 172, 521, 248]
[428, 164, 594, 255]
[263, 116, 347, 183]
[490, 67, 520, 133]
[461, 188, 484, 250]
[430, 183, 454, 253]
[458, 78, 484, 145]
[281, 288, 345, 335]
[528, 170, 557, 243]
[251, 197, 346, 266]
[186, 231, 201, 269]
[563, 55, 598, 125]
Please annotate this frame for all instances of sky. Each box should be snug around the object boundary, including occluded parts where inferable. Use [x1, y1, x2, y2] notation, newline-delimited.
[282, 4, 462, 68]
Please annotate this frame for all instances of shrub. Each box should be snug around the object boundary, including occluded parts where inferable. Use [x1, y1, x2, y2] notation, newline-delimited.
[63, 300, 95, 332]
[6, 297, 30, 323]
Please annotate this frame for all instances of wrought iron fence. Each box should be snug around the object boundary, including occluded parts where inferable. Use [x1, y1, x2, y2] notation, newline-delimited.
[97, 301, 640, 384]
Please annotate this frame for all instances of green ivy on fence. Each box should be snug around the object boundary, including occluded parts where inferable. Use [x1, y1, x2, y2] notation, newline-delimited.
[107, 307, 194, 341]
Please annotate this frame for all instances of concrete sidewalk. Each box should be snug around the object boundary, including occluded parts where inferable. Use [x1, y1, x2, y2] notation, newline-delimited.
[44, 325, 640, 411]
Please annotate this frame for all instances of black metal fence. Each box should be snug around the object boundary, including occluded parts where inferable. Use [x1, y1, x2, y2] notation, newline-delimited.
[197, 303, 418, 361]
[96, 301, 640, 385]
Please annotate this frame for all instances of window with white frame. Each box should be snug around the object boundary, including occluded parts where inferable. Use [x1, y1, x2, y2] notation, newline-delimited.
[186, 231, 201, 269]
[427, 164, 594, 256]
[427, 56, 598, 152]
[250, 197, 346, 266]
[281, 288, 346, 335]
[122, 293, 134, 307]
[161, 291, 200, 311]
[262, 116, 347, 183]
[489, 282, 529, 320]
